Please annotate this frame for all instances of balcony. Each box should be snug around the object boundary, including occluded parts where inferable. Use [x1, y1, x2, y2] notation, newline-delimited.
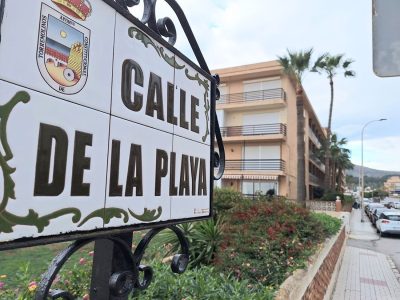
[309, 153, 325, 172]
[224, 159, 286, 171]
[220, 123, 287, 142]
[309, 173, 324, 186]
[217, 88, 286, 111]
[308, 128, 323, 148]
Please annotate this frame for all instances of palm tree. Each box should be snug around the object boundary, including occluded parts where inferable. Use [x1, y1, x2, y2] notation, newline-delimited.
[278, 49, 313, 206]
[312, 54, 355, 192]
[329, 133, 353, 192]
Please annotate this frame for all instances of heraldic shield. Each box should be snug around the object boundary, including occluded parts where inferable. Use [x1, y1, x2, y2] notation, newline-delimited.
[37, 3, 90, 94]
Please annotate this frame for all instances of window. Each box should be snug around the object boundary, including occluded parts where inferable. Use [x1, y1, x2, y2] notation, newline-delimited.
[387, 215, 400, 221]
[243, 145, 280, 170]
[216, 110, 224, 127]
[242, 112, 280, 126]
[243, 79, 281, 93]
[244, 145, 280, 159]
[219, 84, 228, 102]
[219, 84, 228, 96]
[243, 79, 281, 101]
[241, 180, 278, 196]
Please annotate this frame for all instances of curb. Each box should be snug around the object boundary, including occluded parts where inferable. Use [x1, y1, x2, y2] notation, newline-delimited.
[387, 256, 400, 284]
[348, 234, 380, 241]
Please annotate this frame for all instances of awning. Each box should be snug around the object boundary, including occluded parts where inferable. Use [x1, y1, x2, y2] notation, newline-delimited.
[222, 174, 278, 180]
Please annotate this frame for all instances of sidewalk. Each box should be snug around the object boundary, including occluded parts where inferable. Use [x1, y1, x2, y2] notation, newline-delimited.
[348, 209, 379, 241]
[331, 208, 400, 300]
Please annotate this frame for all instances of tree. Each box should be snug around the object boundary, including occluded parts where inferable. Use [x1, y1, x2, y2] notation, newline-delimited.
[278, 49, 313, 206]
[329, 133, 353, 192]
[312, 54, 355, 192]
[317, 133, 358, 192]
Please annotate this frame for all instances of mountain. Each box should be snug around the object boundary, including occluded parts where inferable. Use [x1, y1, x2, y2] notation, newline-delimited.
[346, 165, 400, 178]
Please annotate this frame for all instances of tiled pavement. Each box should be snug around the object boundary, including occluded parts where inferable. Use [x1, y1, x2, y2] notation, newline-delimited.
[332, 247, 400, 300]
[332, 209, 400, 300]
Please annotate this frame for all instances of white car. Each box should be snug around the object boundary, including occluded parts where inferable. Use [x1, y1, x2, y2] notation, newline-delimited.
[365, 203, 385, 219]
[376, 211, 400, 236]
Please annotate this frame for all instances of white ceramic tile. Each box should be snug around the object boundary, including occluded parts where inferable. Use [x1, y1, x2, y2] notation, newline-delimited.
[104, 116, 173, 228]
[0, 0, 115, 112]
[173, 57, 212, 146]
[170, 136, 211, 220]
[0, 80, 109, 243]
[111, 15, 175, 134]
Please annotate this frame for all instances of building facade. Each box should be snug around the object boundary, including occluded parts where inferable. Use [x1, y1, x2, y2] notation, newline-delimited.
[213, 61, 326, 200]
[384, 176, 400, 195]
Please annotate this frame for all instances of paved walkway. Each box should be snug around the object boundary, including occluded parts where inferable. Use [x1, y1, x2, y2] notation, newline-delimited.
[348, 209, 379, 241]
[332, 208, 400, 300]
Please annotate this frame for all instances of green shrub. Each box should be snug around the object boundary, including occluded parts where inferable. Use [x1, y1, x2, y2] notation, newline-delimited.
[156, 217, 224, 268]
[214, 188, 243, 215]
[214, 200, 341, 287]
[321, 190, 344, 201]
[311, 213, 342, 236]
[343, 194, 354, 204]
[130, 262, 275, 300]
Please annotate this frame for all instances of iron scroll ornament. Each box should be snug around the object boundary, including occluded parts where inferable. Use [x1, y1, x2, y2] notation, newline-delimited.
[114, 0, 225, 180]
[35, 226, 190, 299]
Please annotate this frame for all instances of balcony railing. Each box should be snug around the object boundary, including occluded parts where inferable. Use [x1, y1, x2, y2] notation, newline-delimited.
[308, 128, 323, 148]
[219, 88, 286, 104]
[224, 159, 286, 171]
[220, 123, 287, 137]
[309, 153, 325, 170]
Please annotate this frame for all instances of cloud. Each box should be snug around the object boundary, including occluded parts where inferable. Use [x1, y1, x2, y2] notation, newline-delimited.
[128, 0, 400, 171]
[348, 136, 400, 171]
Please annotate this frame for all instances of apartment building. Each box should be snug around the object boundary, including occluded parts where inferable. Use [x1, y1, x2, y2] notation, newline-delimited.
[213, 61, 326, 200]
[384, 176, 400, 195]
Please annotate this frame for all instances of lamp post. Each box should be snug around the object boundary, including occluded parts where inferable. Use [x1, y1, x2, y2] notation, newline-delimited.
[360, 118, 387, 222]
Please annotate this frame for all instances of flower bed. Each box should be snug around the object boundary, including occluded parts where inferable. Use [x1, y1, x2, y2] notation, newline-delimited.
[213, 198, 342, 288]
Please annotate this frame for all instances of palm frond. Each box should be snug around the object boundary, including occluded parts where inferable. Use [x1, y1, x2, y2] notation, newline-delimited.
[342, 59, 354, 69]
[278, 48, 313, 85]
[312, 53, 328, 72]
[344, 70, 355, 77]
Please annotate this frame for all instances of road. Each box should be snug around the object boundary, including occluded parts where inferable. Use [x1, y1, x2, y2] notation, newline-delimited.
[348, 222, 400, 270]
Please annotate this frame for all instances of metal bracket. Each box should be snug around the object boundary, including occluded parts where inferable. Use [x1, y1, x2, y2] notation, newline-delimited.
[35, 226, 189, 299]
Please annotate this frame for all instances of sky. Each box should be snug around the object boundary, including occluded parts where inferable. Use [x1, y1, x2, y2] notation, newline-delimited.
[130, 0, 400, 172]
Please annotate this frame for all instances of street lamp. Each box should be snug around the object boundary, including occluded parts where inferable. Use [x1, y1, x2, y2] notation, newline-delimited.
[360, 118, 387, 222]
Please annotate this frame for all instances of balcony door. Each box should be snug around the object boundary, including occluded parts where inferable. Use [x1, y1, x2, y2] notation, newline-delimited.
[243, 145, 280, 170]
[243, 78, 281, 101]
[242, 112, 280, 136]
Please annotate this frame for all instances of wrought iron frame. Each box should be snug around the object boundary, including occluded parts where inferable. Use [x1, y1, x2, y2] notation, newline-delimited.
[0, 0, 226, 298]
[35, 225, 189, 299]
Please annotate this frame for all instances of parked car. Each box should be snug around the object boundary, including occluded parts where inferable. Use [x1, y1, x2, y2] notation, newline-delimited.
[365, 203, 385, 219]
[363, 198, 373, 204]
[361, 198, 372, 208]
[381, 198, 391, 207]
[387, 201, 400, 208]
[371, 207, 392, 226]
[376, 211, 400, 236]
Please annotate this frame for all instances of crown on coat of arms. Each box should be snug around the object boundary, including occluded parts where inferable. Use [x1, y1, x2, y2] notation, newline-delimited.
[51, 0, 92, 21]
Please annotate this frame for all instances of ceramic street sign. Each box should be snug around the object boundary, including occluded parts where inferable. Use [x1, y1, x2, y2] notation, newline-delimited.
[0, 0, 214, 248]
